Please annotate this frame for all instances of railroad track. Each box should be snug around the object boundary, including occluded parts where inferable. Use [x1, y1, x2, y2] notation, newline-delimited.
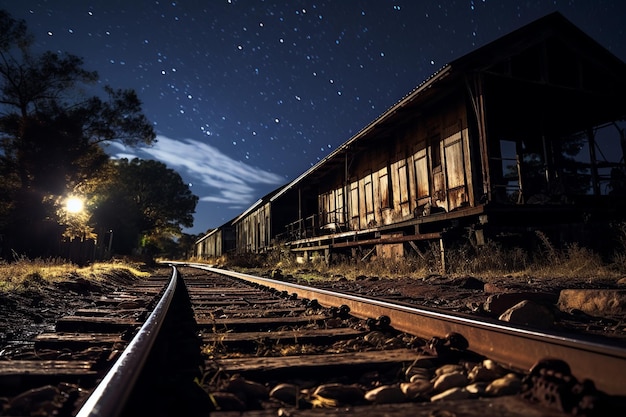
[2, 264, 625, 416]
[0, 266, 205, 417]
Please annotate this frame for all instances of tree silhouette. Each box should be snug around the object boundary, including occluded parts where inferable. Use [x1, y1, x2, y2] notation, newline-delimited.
[91, 158, 199, 257]
[0, 10, 156, 258]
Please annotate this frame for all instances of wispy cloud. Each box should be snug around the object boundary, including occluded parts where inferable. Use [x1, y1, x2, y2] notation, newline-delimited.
[109, 135, 284, 207]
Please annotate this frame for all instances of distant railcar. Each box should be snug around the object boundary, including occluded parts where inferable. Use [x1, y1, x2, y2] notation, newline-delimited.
[231, 186, 302, 254]
[195, 223, 235, 259]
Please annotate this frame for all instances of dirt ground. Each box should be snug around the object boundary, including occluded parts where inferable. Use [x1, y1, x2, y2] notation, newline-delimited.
[1, 266, 625, 357]
[0, 269, 144, 356]
[268, 269, 626, 342]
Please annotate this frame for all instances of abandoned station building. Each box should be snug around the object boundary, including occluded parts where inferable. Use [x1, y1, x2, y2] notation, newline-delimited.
[196, 12, 626, 264]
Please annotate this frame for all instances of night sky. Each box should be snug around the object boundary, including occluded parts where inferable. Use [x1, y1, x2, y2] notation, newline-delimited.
[2, 1, 625, 235]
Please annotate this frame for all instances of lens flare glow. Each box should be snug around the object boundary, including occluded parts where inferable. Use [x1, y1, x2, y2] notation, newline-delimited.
[66, 196, 84, 213]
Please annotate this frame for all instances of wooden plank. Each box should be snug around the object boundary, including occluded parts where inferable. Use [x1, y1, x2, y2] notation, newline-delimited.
[73, 308, 145, 317]
[0, 360, 100, 393]
[194, 308, 306, 316]
[210, 349, 420, 373]
[191, 299, 281, 306]
[203, 327, 364, 343]
[190, 293, 272, 299]
[95, 297, 146, 306]
[34, 332, 123, 348]
[189, 288, 261, 294]
[197, 314, 328, 329]
[0, 360, 96, 375]
[55, 316, 139, 332]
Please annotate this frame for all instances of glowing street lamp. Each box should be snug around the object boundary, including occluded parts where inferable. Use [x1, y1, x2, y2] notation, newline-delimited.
[66, 196, 84, 214]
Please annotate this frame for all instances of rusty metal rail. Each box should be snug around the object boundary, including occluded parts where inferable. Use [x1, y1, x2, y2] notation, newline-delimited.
[75, 267, 179, 417]
[179, 262, 626, 397]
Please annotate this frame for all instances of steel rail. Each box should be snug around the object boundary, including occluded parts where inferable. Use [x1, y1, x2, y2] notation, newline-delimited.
[75, 267, 179, 417]
[180, 262, 626, 397]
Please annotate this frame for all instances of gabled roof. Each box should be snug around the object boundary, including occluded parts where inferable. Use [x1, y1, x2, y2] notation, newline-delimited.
[270, 12, 626, 202]
[232, 183, 289, 224]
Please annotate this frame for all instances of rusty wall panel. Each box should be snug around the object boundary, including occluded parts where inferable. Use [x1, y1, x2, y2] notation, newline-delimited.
[362, 174, 376, 227]
[444, 133, 465, 189]
[448, 187, 468, 210]
[395, 161, 411, 217]
[349, 180, 360, 229]
[414, 149, 430, 202]
[310, 95, 475, 234]
[432, 168, 446, 208]
[335, 188, 345, 224]
[235, 202, 272, 253]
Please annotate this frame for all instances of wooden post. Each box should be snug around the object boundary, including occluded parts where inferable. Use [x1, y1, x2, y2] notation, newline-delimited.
[439, 238, 446, 274]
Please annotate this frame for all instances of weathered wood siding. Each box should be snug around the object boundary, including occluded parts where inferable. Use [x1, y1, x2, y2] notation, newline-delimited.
[196, 226, 235, 259]
[198, 230, 220, 258]
[317, 97, 474, 232]
[235, 202, 272, 253]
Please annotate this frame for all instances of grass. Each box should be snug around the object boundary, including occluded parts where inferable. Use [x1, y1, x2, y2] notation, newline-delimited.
[0, 257, 150, 293]
[197, 232, 626, 287]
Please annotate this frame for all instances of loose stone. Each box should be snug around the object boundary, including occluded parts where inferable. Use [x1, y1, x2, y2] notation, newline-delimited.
[270, 383, 300, 405]
[364, 385, 407, 404]
[435, 363, 465, 376]
[400, 380, 433, 398]
[465, 382, 489, 395]
[430, 387, 471, 401]
[224, 376, 269, 404]
[485, 373, 522, 396]
[311, 383, 364, 405]
[468, 362, 505, 382]
[433, 371, 469, 392]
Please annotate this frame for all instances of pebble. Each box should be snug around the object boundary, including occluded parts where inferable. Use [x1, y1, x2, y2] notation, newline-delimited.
[468, 361, 505, 382]
[270, 383, 300, 405]
[364, 331, 386, 345]
[498, 300, 555, 329]
[224, 376, 268, 403]
[311, 383, 364, 405]
[465, 382, 488, 395]
[435, 363, 465, 377]
[433, 371, 469, 392]
[485, 373, 522, 396]
[400, 380, 433, 398]
[430, 387, 471, 401]
[364, 385, 407, 404]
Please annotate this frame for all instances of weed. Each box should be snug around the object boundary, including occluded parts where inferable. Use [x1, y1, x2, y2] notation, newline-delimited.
[0, 257, 149, 293]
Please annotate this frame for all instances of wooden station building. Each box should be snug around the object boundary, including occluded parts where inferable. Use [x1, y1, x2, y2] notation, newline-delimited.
[197, 13, 626, 265]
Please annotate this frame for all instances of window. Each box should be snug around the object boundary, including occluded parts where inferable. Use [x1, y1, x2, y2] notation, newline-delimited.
[335, 187, 345, 223]
[379, 169, 390, 208]
[350, 181, 359, 218]
[414, 151, 429, 199]
[398, 162, 409, 204]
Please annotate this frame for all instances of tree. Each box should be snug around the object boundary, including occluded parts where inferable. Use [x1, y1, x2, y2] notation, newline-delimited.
[0, 10, 156, 257]
[91, 158, 199, 257]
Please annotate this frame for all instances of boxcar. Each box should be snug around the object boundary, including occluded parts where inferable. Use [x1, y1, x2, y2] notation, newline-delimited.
[195, 223, 235, 259]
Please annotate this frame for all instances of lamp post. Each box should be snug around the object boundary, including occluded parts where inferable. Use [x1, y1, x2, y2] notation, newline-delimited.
[108, 229, 114, 254]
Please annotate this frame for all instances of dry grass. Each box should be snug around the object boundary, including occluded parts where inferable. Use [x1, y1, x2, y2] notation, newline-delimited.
[219, 232, 626, 286]
[0, 257, 150, 293]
